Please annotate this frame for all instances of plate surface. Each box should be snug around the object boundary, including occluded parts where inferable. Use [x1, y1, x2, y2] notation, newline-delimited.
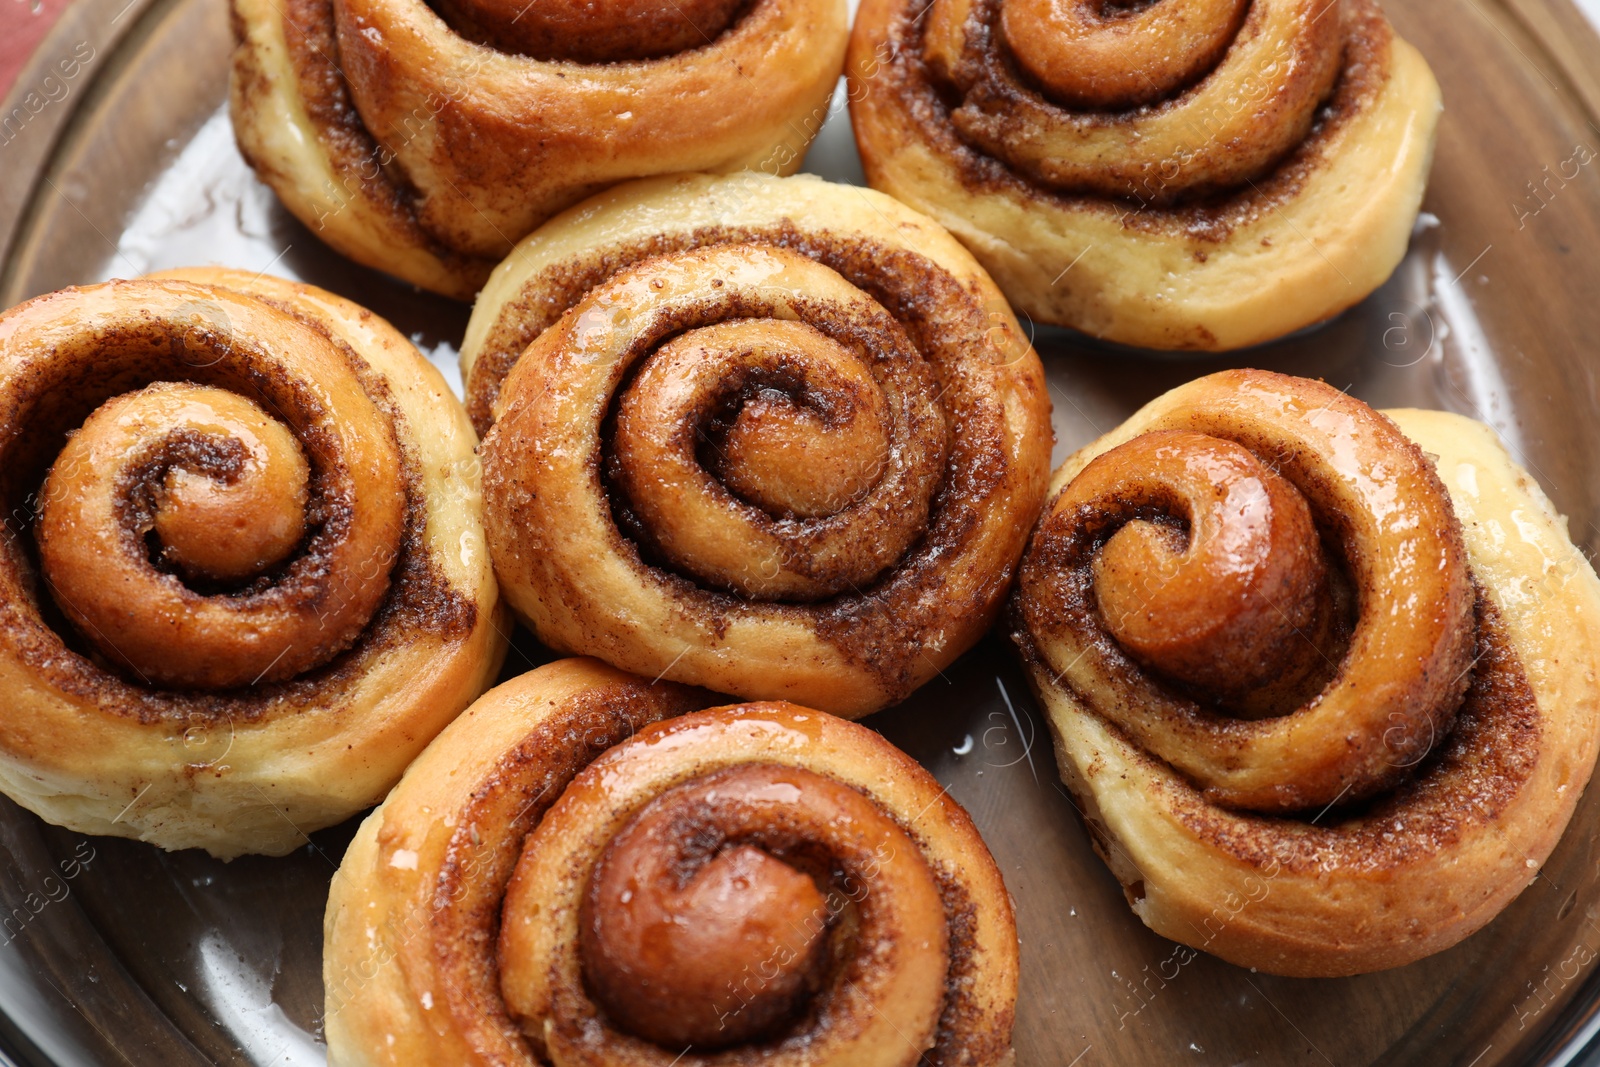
[3, 0, 1600, 1063]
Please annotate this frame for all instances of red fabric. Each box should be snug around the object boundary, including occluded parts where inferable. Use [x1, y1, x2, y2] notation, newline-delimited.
[0, 0, 72, 103]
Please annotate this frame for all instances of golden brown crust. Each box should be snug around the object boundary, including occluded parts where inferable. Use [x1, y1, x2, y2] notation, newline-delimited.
[469, 173, 1052, 717]
[0, 269, 506, 858]
[848, 0, 1442, 348]
[323, 658, 1018, 1067]
[1009, 370, 1600, 976]
[228, 0, 846, 298]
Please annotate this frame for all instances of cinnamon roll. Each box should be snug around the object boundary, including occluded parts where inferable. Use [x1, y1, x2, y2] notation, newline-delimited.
[468, 172, 1052, 717]
[0, 269, 506, 858]
[228, 0, 846, 299]
[1010, 369, 1600, 976]
[323, 657, 1018, 1066]
[848, 0, 1442, 349]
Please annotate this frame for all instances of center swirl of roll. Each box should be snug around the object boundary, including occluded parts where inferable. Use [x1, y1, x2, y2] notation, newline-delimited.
[20, 287, 407, 691]
[577, 764, 893, 1048]
[612, 310, 942, 601]
[499, 753, 950, 1054]
[922, 0, 1347, 201]
[1085, 430, 1343, 718]
[475, 699, 1019, 1063]
[75, 384, 313, 584]
[486, 243, 950, 604]
[1001, 0, 1251, 109]
[1016, 372, 1476, 812]
[430, 0, 749, 61]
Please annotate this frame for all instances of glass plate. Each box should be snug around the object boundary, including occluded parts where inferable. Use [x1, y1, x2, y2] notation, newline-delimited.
[2, 0, 1600, 1062]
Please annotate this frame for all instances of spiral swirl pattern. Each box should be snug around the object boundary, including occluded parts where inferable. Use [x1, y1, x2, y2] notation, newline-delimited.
[471, 173, 1051, 716]
[36, 357, 402, 689]
[925, 0, 1343, 202]
[998, 0, 1251, 110]
[847, 0, 1443, 348]
[1017, 373, 1476, 812]
[0, 270, 504, 857]
[1010, 370, 1600, 975]
[323, 658, 1018, 1067]
[229, 0, 846, 297]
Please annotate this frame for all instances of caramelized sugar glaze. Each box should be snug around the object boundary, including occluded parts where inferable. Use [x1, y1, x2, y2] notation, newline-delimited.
[324, 658, 1019, 1067]
[228, 0, 847, 297]
[0, 269, 504, 857]
[466, 174, 1052, 716]
[1010, 370, 1600, 975]
[848, 0, 1443, 348]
